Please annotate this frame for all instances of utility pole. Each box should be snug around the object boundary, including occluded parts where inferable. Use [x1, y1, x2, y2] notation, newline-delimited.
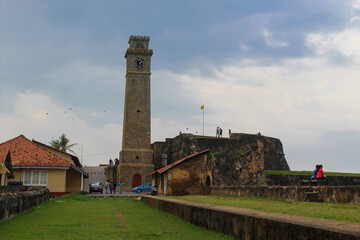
[80, 140, 83, 164]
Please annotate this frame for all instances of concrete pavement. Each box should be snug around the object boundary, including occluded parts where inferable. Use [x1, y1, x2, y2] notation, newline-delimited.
[87, 191, 150, 197]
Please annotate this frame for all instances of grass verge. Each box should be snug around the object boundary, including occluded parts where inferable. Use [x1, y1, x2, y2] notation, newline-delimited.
[163, 195, 360, 224]
[0, 193, 235, 240]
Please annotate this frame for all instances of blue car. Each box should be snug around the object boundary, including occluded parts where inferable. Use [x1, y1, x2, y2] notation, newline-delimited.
[132, 182, 152, 193]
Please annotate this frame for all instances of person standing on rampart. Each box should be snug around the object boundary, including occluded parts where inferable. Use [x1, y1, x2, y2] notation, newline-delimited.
[216, 127, 219, 137]
[220, 128, 223, 137]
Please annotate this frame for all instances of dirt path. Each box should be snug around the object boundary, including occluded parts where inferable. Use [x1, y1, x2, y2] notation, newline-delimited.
[112, 206, 126, 226]
[112, 206, 127, 240]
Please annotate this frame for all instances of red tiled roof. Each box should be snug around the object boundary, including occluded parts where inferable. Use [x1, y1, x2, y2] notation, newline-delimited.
[0, 150, 9, 163]
[0, 135, 71, 168]
[32, 140, 82, 167]
[148, 149, 209, 175]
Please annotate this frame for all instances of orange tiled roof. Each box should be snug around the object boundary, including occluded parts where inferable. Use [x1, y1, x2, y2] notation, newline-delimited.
[0, 150, 9, 163]
[148, 149, 209, 175]
[0, 135, 71, 168]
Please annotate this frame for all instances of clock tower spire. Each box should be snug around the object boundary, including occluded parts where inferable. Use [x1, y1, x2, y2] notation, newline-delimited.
[118, 35, 154, 191]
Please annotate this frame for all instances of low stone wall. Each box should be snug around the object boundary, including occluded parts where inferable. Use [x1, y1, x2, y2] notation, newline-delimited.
[265, 174, 360, 186]
[209, 186, 360, 204]
[142, 196, 360, 240]
[0, 186, 50, 221]
[0, 185, 28, 193]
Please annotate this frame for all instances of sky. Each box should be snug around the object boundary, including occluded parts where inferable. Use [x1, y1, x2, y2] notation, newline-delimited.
[1, 0, 360, 172]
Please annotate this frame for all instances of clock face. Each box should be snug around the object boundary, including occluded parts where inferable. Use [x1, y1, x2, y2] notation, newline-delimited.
[134, 58, 145, 69]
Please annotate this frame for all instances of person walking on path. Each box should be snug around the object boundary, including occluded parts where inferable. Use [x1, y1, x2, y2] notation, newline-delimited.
[109, 181, 114, 194]
[119, 181, 124, 194]
[105, 180, 109, 194]
[220, 128, 223, 137]
[112, 182, 116, 194]
[216, 127, 219, 137]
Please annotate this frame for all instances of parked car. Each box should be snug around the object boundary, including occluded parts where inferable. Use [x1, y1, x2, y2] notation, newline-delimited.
[89, 181, 103, 193]
[132, 182, 152, 193]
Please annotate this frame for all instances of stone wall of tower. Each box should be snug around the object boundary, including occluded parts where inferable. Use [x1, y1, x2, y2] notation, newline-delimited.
[118, 150, 153, 191]
[118, 35, 154, 191]
[122, 73, 151, 150]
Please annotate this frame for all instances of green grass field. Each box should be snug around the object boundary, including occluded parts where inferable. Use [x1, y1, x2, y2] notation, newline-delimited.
[0, 194, 235, 240]
[164, 195, 360, 224]
[264, 170, 360, 177]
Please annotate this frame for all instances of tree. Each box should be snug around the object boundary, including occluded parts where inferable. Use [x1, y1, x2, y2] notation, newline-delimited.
[49, 134, 77, 154]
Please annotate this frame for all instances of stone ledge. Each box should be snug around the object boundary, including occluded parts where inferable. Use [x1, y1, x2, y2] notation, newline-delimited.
[210, 186, 360, 204]
[142, 196, 360, 240]
[0, 186, 50, 221]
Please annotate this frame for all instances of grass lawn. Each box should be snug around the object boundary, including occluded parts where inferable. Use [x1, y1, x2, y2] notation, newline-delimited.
[164, 195, 360, 224]
[0, 194, 235, 240]
[264, 170, 360, 177]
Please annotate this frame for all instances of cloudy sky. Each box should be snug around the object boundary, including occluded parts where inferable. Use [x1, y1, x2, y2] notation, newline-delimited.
[1, 0, 360, 172]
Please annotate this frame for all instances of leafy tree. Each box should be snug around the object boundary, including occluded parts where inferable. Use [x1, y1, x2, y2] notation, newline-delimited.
[49, 134, 77, 154]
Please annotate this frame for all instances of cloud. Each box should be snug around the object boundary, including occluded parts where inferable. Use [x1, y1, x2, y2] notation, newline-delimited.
[288, 130, 360, 173]
[306, 28, 360, 61]
[149, 47, 360, 172]
[263, 29, 289, 48]
[0, 91, 122, 166]
[2, 1, 360, 173]
[239, 43, 252, 51]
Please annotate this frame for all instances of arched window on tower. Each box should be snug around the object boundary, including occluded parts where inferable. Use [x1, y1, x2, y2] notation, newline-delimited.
[136, 43, 144, 49]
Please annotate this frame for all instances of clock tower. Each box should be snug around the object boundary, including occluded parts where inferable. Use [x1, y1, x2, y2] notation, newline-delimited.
[118, 35, 154, 191]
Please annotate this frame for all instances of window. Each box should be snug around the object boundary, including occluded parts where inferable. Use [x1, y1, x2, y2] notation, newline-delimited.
[24, 170, 48, 185]
[136, 43, 144, 49]
[161, 154, 168, 166]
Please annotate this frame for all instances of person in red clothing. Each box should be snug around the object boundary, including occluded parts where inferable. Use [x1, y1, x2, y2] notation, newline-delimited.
[316, 165, 328, 184]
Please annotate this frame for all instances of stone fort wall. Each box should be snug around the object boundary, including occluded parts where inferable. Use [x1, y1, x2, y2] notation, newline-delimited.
[142, 195, 360, 240]
[152, 133, 290, 186]
[209, 185, 360, 204]
[0, 186, 49, 221]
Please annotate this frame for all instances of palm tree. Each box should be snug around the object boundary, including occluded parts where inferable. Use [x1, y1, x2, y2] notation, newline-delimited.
[49, 134, 77, 154]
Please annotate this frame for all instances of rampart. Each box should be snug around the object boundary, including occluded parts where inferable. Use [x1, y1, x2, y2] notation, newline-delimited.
[104, 166, 118, 183]
[0, 186, 50, 221]
[152, 133, 290, 187]
[209, 186, 360, 204]
[265, 174, 360, 186]
[141, 195, 360, 240]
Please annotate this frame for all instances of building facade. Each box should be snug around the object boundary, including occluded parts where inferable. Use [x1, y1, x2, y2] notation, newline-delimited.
[149, 150, 210, 195]
[0, 151, 13, 186]
[0, 135, 88, 196]
[118, 36, 154, 191]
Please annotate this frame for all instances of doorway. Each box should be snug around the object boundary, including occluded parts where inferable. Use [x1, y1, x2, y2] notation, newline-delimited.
[205, 175, 211, 194]
[206, 176, 211, 187]
[132, 174, 141, 188]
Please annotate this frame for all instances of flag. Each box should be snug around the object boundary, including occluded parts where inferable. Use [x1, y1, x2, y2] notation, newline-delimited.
[201, 104, 204, 110]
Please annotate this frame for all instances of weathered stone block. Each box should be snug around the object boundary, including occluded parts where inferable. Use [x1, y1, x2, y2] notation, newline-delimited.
[0, 186, 49, 221]
[142, 196, 360, 240]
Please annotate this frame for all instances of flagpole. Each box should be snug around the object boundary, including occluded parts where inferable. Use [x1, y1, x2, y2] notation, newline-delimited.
[202, 105, 205, 136]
